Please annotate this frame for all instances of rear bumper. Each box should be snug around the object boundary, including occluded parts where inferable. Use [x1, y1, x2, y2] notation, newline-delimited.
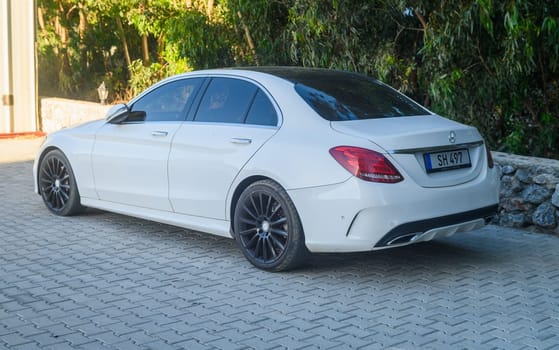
[374, 205, 497, 248]
[287, 166, 500, 253]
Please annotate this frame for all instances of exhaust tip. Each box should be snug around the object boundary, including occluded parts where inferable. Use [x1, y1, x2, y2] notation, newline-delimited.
[386, 232, 421, 246]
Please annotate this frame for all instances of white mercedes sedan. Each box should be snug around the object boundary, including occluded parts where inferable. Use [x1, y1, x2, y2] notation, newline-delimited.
[34, 67, 500, 271]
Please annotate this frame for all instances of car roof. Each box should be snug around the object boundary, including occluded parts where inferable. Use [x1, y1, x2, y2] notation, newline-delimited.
[235, 66, 373, 85]
[157, 67, 372, 89]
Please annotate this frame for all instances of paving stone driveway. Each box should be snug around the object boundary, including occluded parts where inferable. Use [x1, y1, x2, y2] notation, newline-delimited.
[1, 160, 559, 350]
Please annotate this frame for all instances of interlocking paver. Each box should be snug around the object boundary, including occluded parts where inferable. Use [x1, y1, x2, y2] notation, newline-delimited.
[2, 159, 559, 349]
[142, 339, 178, 350]
[171, 338, 209, 350]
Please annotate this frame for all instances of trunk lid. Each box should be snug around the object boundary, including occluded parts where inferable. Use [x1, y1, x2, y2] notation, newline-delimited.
[330, 115, 487, 188]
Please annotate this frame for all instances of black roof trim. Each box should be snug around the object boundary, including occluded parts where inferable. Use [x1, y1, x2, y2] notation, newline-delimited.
[235, 66, 372, 84]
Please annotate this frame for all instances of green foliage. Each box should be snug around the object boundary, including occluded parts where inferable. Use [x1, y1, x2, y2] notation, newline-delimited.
[283, 1, 379, 72]
[223, 0, 290, 66]
[128, 57, 193, 96]
[128, 60, 162, 96]
[36, 0, 559, 158]
[420, 0, 559, 157]
[165, 9, 233, 69]
[278, 1, 431, 101]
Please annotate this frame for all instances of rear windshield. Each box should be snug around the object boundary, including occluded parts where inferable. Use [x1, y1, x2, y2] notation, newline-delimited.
[293, 73, 429, 121]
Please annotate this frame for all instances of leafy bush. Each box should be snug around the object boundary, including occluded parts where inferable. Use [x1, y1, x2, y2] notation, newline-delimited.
[36, 0, 559, 158]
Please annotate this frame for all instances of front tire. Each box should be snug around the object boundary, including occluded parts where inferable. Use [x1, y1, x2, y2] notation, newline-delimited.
[38, 149, 84, 216]
[234, 180, 308, 272]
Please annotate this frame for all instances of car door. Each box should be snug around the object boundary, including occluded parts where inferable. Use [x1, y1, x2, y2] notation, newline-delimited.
[92, 78, 203, 211]
[169, 76, 280, 219]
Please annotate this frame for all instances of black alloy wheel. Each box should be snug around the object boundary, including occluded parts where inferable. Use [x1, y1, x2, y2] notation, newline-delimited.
[39, 149, 84, 216]
[234, 180, 307, 271]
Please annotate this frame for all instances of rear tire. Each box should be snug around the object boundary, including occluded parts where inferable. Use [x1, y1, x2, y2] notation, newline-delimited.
[38, 149, 84, 216]
[234, 180, 308, 271]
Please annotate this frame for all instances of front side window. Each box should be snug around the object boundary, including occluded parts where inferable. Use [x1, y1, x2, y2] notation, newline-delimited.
[194, 78, 257, 124]
[130, 78, 202, 122]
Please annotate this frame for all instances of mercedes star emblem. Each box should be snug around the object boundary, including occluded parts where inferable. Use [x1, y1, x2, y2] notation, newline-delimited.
[449, 131, 456, 144]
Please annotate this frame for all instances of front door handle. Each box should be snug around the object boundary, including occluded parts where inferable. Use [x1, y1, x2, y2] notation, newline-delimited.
[151, 131, 169, 137]
[230, 138, 252, 145]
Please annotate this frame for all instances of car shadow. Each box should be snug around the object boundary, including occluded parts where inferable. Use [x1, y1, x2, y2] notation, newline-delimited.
[306, 239, 490, 272]
[76, 207, 550, 280]
[300, 227, 557, 282]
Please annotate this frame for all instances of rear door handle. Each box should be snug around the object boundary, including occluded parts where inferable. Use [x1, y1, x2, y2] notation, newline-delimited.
[230, 138, 252, 145]
[151, 131, 169, 137]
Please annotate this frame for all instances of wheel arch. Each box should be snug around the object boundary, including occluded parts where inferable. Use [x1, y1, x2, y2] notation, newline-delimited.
[229, 175, 273, 237]
[229, 175, 309, 271]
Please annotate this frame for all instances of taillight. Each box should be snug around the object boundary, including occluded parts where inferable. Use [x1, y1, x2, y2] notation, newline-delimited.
[485, 143, 494, 168]
[329, 146, 403, 183]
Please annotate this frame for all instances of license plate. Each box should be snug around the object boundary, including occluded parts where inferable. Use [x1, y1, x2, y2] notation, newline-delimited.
[423, 149, 471, 173]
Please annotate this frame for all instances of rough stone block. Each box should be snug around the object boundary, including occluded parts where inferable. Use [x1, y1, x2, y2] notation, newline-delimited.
[522, 184, 551, 204]
[532, 202, 557, 229]
[533, 174, 559, 188]
[515, 169, 532, 184]
[552, 185, 559, 208]
[500, 176, 523, 197]
[499, 213, 526, 228]
[500, 197, 533, 212]
[501, 165, 516, 175]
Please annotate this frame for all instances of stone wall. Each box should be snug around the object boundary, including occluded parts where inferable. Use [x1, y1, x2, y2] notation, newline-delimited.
[493, 152, 559, 235]
[40, 98, 112, 133]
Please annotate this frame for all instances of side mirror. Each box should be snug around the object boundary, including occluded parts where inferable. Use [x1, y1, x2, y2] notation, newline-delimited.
[127, 110, 147, 122]
[105, 104, 130, 124]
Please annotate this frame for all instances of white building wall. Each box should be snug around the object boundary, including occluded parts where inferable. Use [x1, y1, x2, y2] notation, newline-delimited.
[0, 0, 13, 133]
[0, 0, 37, 134]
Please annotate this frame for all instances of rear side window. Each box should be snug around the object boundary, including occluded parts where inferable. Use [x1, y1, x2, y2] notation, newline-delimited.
[195, 78, 257, 123]
[244, 90, 278, 126]
[294, 75, 429, 121]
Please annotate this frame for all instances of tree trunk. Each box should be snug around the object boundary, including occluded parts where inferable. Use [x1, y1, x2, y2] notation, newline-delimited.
[37, 7, 46, 34]
[78, 5, 88, 70]
[157, 32, 165, 63]
[207, 0, 214, 18]
[237, 11, 260, 66]
[116, 17, 132, 68]
[142, 34, 150, 66]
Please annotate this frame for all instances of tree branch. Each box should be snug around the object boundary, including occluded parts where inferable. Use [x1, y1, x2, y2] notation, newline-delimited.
[237, 11, 260, 66]
[414, 8, 428, 31]
[116, 17, 132, 68]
